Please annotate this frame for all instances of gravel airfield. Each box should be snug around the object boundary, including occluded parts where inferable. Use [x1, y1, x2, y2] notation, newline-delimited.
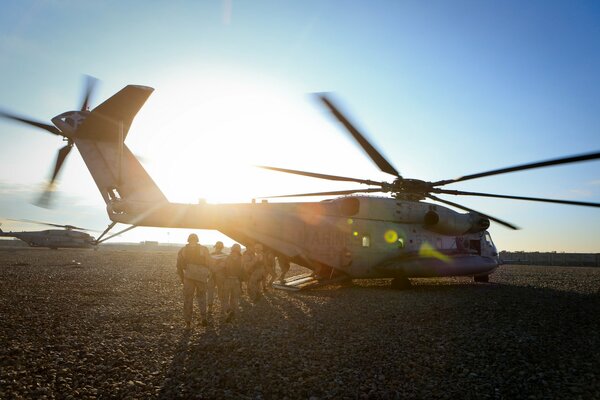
[1, 247, 599, 399]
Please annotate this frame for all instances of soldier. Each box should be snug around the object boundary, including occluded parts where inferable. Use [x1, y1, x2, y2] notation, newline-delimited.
[241, 246, 256, 296]
[222, 243, 243, 321]
[247, 243, 266, 301]
[262, 248, 276, 290]
[277, 254, 291, 284]
[176, 233, 211, 329]
[207, 241, 227, 316]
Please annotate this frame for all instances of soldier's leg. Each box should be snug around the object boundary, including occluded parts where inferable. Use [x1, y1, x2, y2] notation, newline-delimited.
[278, 258, 290, 283]
[231, 278, 241, 313]
[182, 278, 196, 325]
[222, 279, 232, 315]
[261, 272, 267, 291]
[247, 273, 257, 301]
[251, 271, 263, 300]
[206, 276, 215, 313]
[195, 281, 208, 323]
[267, 266, 275, 286]
[217, 278, 227, 315]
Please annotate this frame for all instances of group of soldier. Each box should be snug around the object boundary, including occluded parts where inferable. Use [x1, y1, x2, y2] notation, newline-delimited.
[176, 233, 290, 329]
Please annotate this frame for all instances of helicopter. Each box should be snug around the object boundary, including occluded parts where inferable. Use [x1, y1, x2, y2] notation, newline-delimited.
[1, 78, 599, 289]
[0, 219, 97, 250]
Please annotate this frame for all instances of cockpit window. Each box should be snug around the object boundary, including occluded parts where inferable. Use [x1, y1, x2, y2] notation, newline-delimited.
[484, 232, 495, 247]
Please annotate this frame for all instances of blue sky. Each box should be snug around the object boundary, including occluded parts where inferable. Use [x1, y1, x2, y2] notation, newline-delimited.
[0, 1, 599, 251]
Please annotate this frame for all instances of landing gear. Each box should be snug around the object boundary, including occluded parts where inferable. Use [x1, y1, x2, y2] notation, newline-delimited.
[474, 274, 489, 283]
[391, 277, 412, 290]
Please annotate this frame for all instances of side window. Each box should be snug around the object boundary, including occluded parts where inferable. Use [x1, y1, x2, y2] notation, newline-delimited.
[362, 235, 371, 247]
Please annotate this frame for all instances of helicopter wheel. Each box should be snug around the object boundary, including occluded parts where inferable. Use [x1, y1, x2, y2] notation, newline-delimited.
[391, 277, 412, 290]
[474, 275, 489, 283]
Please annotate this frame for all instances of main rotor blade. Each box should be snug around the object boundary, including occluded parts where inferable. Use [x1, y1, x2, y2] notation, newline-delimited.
[433, 188, 600, 208]
[317, 94, 401, 177]
[258, 165, 383, 186]
[262, 188, 383, 198]
[427, 194, 519, 230]
[433, 151, 600, 187]
[80, 75, 98, 111]
[63, 224, 99, 232]
[8, 218, 97, 231]
[0, 110, 61, 135]
[8, 218, 62, 228]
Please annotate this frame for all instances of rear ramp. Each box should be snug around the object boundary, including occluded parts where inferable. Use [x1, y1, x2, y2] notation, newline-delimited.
[272, 272, 350, 291]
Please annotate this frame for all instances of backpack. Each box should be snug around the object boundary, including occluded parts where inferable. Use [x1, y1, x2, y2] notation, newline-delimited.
[182, 244, 211, 282]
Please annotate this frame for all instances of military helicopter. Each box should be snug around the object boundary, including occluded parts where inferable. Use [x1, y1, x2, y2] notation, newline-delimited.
[0, 219, 97, 249]
[1, 78, 599, 289]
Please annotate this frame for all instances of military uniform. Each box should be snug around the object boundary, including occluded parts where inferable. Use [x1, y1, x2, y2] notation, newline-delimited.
[222, 244, 243, 321]
[247, 245, 266, 301]
[262, 250, 276, 290]
[241, 249, 256, 296]
[177, 235, 211, 328]
[207, 242, 227, 315]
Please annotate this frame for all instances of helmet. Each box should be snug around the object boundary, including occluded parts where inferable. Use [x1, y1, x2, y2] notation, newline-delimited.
[231, 243, 241, 253]
[187, 233, 199, 244]
[215, 241, 224, 250]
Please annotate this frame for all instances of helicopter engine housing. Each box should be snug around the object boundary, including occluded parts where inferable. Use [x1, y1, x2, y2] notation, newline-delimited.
[423, 209, 490, 235]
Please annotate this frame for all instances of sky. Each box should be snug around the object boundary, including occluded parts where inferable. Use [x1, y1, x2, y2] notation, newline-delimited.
[0, 0, 599, 252]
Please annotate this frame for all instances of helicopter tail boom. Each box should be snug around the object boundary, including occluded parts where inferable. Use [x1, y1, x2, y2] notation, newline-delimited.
[73, 85, 168, 218]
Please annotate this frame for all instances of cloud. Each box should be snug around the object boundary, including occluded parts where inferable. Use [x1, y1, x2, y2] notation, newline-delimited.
[0, 181, 108, 231]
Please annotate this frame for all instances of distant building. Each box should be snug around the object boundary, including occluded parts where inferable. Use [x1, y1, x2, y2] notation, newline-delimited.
[500, 251, 600, 267]
[141, 240, 159, 246]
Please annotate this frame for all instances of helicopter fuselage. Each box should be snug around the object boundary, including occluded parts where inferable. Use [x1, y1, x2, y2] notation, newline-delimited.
[106, 195, 499, 279]
[0, 229, 96, 249]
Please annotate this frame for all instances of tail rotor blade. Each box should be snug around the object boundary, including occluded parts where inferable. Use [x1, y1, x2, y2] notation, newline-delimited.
[316, 93, 401, 177]
[35, 143, 73, 208]
[80, 75, 98, 111]
[50, 143, 73, 184]
[0, 109, 61, 135]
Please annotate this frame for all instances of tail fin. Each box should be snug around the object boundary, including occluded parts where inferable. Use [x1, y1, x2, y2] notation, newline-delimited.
[74, 85, 167, 205]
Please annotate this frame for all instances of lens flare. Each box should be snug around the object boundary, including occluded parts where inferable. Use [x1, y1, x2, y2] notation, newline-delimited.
[419, 242, 451, 263]
[384, 229, 398, 243]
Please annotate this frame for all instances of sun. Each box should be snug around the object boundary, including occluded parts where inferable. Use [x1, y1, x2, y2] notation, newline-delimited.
[127, 71, 366, 205]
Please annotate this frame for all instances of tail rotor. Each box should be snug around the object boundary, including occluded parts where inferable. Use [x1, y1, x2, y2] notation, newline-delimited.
[0, 75, 99, 208]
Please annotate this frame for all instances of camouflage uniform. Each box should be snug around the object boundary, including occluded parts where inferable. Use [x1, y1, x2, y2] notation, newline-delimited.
[207, 242, 227, 315]
[262, 250, 276, 290]
[247, 245, 266, 301]
[222, 244, 243, 321]
[177, 235, 211, 328]
[241, 249, 256, 296]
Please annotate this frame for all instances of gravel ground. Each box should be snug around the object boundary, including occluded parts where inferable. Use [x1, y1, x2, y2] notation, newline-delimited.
[1, 247, 599, 399]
